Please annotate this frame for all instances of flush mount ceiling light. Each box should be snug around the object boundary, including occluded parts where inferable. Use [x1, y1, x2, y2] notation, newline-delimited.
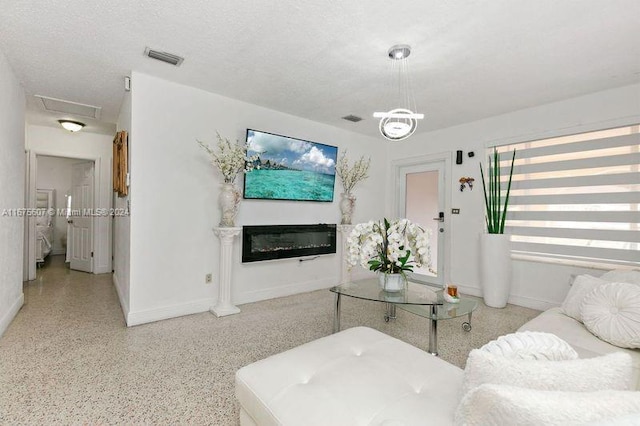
[58, 120, 85, 132]
[373, 45, 424, 141]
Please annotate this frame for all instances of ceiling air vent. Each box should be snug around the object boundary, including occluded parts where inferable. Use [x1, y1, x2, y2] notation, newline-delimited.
[144, 47, 184, 66]
[342, 115, 363, 123]
[35, 95, 102, 119]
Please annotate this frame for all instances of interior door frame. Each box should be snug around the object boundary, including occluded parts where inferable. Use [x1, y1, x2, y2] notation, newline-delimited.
[391, 152, 453, 287]
[25, 150, 99, 280]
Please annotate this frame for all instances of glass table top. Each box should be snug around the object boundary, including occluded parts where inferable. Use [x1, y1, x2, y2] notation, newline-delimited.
[330, 278, 478, 320]
[399, 293, 478, 320]
[330, 278, 442, 306]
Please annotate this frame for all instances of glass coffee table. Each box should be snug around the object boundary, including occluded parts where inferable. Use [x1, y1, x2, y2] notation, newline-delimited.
[330, 278, 478, 355]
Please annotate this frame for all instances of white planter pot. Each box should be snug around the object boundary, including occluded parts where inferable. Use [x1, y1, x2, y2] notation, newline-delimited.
[378, 273, 405, 293]
[480, 233, 512, 308]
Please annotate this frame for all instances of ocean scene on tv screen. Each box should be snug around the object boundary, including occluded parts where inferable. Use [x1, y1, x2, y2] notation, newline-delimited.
[244, 130, 338, 201]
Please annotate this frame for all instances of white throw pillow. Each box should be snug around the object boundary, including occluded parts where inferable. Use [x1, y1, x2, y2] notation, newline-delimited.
[562, 274, 609, 322]
[601, 270, 640, 285]
[455, 384, 640, 426]
[581, 282, 640, 349]
[479, 331, 578, 361]
[462, 350, 633, 396]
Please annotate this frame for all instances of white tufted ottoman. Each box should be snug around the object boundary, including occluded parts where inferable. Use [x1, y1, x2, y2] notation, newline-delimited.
[235, 327, 463, 426]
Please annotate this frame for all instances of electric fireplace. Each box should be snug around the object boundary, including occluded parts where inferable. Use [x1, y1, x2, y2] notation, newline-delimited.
[242, 224, 337, 263]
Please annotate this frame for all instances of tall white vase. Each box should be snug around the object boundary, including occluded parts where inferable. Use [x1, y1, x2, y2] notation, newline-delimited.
[480, 233, 512, 308]
[340, 193, 356, 225]
[219, 183, 241, 227]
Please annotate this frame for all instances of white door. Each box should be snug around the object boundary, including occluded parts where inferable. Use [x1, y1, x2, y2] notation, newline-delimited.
[398, 160, 446, 286]
[69, 161, 94, 273]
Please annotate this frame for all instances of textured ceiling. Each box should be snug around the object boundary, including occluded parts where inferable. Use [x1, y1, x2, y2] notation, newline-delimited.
[1, 0, 639, 137]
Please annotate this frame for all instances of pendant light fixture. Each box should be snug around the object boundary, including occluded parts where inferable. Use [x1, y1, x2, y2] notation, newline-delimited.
[373, 45, 424, 141]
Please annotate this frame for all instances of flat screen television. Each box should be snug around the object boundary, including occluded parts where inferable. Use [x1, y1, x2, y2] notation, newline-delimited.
[244, 129, 338, 202]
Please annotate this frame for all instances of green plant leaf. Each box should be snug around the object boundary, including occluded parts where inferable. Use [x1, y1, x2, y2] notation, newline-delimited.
[499, 149, 516, 233]
[481, 147, 516, 234]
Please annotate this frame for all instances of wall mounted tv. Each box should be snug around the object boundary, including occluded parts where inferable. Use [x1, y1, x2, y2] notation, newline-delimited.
[244, 129, 338, 202]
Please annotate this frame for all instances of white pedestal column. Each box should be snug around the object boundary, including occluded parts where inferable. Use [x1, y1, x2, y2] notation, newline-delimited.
[338, 225, 355, 285]
[211, 227, 242, 317]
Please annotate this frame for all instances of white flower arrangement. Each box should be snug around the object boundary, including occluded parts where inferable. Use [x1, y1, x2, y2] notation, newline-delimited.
[197, 132, 257, 184]
[335, 151, 371, 193]
[346, 218, 431, 275]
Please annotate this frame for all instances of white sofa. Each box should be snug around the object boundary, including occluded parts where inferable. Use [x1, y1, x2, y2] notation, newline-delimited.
[236, 298, 640, 425]
[518, 307, 640, 390]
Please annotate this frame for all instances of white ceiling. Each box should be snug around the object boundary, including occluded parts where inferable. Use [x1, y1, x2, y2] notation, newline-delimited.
[1, 0, 639, 137]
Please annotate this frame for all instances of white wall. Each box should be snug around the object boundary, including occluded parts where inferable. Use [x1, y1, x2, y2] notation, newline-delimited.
[386, 83, 640, 310]
[26, 126, 113, 274]
[126, 72, 386, 325]
[36, 156, 76, 255]
[113, 90, 131, 319]
[0, 50, 25, 337]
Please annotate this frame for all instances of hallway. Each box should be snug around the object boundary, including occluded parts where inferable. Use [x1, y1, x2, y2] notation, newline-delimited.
[1, 256, 129, 422]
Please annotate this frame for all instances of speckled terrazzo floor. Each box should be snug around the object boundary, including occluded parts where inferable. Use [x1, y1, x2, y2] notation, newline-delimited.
[0, 255, 540, 425]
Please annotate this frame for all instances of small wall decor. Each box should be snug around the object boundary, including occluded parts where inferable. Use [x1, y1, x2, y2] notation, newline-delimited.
[459, 177, 474, 192]
[113, 130, 128, 196]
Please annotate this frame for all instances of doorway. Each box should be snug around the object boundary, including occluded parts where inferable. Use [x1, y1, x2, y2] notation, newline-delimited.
[395, 154, 450, 286]
[27, 154, 95, 279]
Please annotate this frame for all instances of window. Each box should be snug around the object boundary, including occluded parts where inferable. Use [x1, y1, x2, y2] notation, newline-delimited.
[495, 124, 639, 268]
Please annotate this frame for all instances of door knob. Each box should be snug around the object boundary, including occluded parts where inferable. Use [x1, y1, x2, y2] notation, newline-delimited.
[67, 220, 74, 224]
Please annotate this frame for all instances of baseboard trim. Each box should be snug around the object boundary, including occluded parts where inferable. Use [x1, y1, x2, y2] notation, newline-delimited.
[457, 285, 482, 298]
[457, 284, 557, 312]
[507, 294, 557, 312]
[112, 273, 129, 324]
[0, 293, 24, 338]
[235, 277, 338, 306]
[126, 298, 215, 327]
[93, 266, 111, 275]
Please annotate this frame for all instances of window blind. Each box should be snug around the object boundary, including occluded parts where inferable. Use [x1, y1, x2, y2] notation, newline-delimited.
[495, 124, 640, 267]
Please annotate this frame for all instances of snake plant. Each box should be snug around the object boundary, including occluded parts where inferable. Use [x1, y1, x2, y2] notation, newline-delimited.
[480, 147, 516, 234]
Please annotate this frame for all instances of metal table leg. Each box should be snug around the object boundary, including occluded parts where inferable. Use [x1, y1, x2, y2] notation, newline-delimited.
[428, 304, 438, 356]
[462, 311, 472, 332]
[333, 293, 341, 333]
[384, 303, 397, 322]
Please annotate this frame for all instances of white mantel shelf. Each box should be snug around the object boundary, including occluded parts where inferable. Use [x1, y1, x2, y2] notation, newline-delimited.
[211, 227, 242, 317]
